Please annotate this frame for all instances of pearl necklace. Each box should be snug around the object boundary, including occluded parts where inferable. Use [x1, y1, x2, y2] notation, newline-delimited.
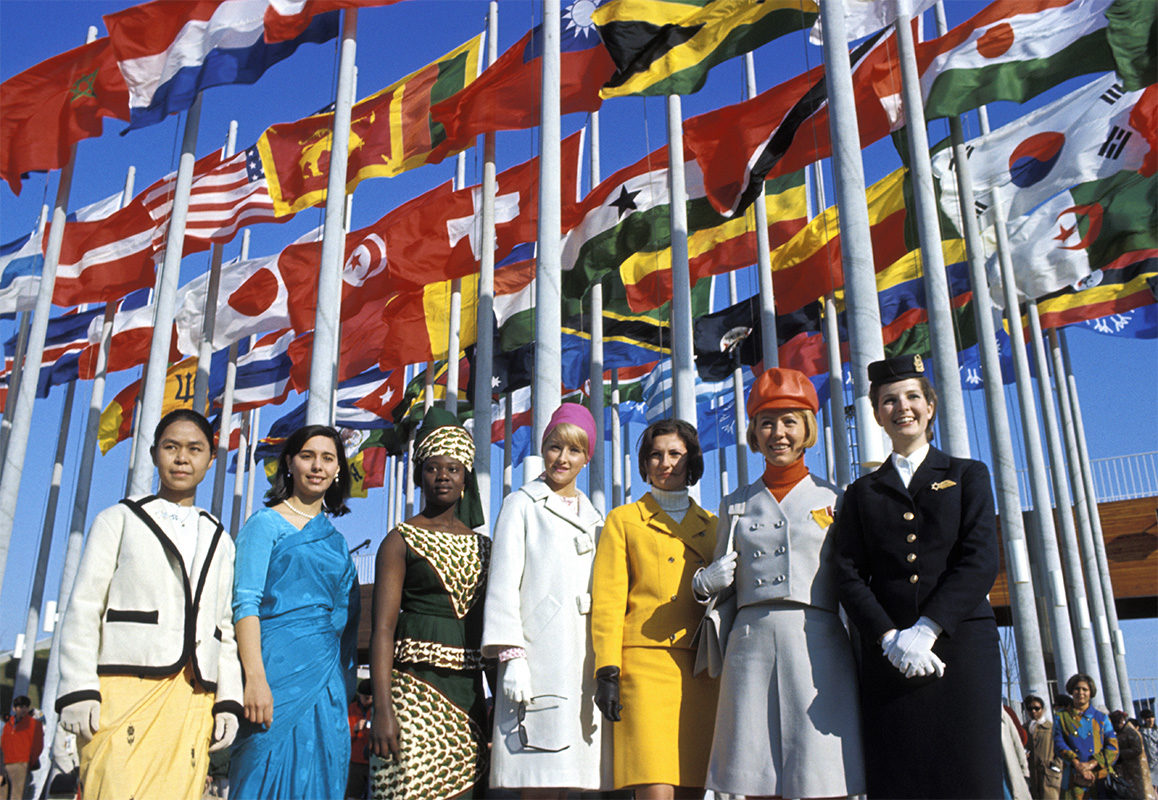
[283, 499, 318, 520]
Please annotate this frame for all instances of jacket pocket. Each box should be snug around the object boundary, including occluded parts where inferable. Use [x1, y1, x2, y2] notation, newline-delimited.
[105, 608, 159, 624]
[523, 595, 562, 642]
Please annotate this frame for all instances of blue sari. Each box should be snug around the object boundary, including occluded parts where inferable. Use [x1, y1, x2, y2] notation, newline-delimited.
[229, 508, 360, 799]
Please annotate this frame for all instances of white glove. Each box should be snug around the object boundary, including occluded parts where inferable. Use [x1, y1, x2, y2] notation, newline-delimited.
[880, 628, 899, 656]
[886, 616, 944, 678]
[692, 551, 738, 598]
[502, 657, 533, 705]
[60, 699, 100, 740]
[209, 711, 239, 752]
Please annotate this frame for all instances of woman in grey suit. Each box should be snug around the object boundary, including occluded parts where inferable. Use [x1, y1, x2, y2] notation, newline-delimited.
[694, 367, 865, 798]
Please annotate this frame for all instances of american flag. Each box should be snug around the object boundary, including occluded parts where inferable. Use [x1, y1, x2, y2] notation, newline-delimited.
[142, 144, 283, 253]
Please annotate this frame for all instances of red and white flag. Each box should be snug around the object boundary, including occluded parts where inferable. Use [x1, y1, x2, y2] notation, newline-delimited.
[51, 199, 157, 307]
[352, 367, 406, 420]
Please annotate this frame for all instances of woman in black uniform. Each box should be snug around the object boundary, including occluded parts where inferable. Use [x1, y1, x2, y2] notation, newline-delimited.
[834, 355, 1001, 799]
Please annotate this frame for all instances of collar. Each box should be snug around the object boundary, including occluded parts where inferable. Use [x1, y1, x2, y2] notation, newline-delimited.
[649, 485, 690, 516]
[761, 458, 809, 502]
[890, 442, 930, 488]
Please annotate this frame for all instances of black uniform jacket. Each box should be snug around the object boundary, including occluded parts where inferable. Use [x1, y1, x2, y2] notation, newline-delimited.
[833, 446, 999, 642]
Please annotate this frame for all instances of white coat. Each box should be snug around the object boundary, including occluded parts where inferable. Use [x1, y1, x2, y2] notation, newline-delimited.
[481, 477, 611, 791]
[56, 496, 243, 718]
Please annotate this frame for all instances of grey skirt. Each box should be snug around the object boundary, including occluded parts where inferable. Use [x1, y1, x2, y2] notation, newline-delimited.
[706, 602, 865, 797]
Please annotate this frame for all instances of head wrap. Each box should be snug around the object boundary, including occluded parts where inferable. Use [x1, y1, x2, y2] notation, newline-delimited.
[746, 367, 819, 418]
[412, 407, 485, 529]
[542, 403, 597, 457]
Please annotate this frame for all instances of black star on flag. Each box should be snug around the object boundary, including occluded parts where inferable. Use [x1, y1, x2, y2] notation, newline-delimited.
[609, 185, 641, 219]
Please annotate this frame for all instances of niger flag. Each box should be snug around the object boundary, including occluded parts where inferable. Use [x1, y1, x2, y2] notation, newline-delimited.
[98, 357, 198, 454]
[257, 33, 483, 216]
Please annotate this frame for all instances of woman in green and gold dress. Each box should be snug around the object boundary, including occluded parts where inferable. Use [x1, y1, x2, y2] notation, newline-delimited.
[369, 408, 491, 799]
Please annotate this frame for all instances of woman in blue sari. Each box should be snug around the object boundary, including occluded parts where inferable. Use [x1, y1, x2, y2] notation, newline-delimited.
[229, 425, 360, 798]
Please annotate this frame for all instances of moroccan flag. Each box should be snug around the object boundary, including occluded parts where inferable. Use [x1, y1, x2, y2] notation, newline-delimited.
[430, 0, 615, 152]
[257, 33, 483, 216]
[1, 37, 130, 194]
[594, 0, 818, 98]
[99, 356, 197, 454]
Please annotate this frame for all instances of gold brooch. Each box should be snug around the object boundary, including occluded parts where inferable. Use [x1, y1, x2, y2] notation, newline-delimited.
[930, 480, 957, 491]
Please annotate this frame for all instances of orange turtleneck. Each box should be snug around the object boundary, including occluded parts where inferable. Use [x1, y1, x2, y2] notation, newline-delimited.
[761, 457, 809, 502]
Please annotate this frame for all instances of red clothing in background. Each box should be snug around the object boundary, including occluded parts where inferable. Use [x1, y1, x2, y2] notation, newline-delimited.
[348, 700, 371, 765]
[1, 712, 44, 764]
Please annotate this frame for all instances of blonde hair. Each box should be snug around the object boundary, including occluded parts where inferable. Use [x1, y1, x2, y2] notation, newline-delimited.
[542, 422, 589, 458]
[746, 409, 818, 453]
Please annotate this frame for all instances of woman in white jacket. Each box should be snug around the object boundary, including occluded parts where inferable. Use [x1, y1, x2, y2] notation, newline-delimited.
[482, 403, 610, 797]
[56, 409, 242, 800]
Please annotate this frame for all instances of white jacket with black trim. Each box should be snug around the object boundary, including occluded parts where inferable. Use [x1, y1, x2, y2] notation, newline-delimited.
[56, 495, 243, 718]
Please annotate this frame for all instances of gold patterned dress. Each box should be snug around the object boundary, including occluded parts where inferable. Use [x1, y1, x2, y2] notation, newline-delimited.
[371, 523, 492, 799]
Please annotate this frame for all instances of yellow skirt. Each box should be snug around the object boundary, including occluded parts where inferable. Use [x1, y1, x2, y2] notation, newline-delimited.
[79, 666, 214, 800]
[615, 646, 719, 789]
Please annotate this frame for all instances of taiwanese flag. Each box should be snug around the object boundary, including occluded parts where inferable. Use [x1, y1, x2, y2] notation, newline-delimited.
[430, 0, 615, 152]
[1, 37, 130, 194]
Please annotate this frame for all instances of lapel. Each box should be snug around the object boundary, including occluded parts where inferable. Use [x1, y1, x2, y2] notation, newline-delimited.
[869, 457, 912, 503]
[639, 493, 715, 564]
[522, 478, 602, 533]
[908, 446, 951, 500]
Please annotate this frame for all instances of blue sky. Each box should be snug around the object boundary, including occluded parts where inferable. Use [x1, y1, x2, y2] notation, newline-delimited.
[1, 0, 1154, 696]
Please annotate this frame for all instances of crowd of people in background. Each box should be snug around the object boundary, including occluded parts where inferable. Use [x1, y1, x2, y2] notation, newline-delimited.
[2, 357, 1155, 800]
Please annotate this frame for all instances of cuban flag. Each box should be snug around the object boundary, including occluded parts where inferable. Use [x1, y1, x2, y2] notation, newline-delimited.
[103, 0, 339, 130]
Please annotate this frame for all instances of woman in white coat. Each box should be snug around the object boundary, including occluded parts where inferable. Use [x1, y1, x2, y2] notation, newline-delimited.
[695, 368, 864, 798]
[482, 403, 610, 797]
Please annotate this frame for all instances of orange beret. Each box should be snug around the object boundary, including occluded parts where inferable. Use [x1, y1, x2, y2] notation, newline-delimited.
[746, 367, 819, 418]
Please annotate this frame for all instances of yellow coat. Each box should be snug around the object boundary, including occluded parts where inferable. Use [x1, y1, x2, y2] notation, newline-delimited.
[591, 494, 719, 788]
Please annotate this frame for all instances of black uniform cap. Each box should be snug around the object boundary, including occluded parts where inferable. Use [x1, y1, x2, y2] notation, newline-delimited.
[867, 354, 926, 386]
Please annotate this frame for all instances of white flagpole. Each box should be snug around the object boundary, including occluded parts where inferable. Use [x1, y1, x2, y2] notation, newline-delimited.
[424, 362, 435, 411]
[127, 90, 205, 494]
[502, 392, 514, 496]
[211, 343, 239, 518]
[726, 272, 750, 489]
[531, 0, 562, 474]
[306, 9, 358, 425]
[0, 26, 98, 597]
[445, 152, 467, 413]
[245, 405, 261, 519]
[893, 13, 969, 457]
[665, 95, 696, 425]
[231, 396, 250, 535]
[1058, 330, 1133, 711]
[610, 370, 623, 506]
[472, 0, 499, 524]
[0, 309, 32, 475]
[818, 0, 887, 472]
[744, 52, 779, 368]
[193, 121, 239, 413]
[1033, 309, 1119, 707]
[588, 109, 607, 514]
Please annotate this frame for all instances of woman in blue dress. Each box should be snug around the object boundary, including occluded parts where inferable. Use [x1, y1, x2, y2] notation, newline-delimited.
[229, 425, 361, 798]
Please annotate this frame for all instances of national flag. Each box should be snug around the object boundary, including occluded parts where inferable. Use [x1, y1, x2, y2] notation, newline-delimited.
[210, 329, 295, 412]
[810, 0, 937, 44]
[640, 359, 754, 451]
[0, 232, 45, 316]
[351, 367, 406, 421]
[0, 37, 130, 194]
[263, 0, 406, 42]
[693, 296, 826, 381]
[594, 0, 818, 98]
[69, 190, 126, 223]
[932, 72, 1151, 228]
[1035, 250, 1158, 329]
[430, 0, 615, 152]
[1131, 85, 1158, 176]
[343, 428, 391, 498]
[2, 307, 104, 396]
[1105, 0, 1157, 90]
[983, 169, 1157, 302]
[103, 0, 339, 130]
[683, 29, 897, 215]
[270, 368, 395, 433]
[257, 33, 483, 215]
[376, 274, 481, 371]
[140, 145, 283, 256]
[50, 199, 157, 307]
[1074, 303, 1158, 337]
[98, 356, 198, 453]
[80, 288, 181, 376]
[175, 227, 319, 356]
[287, 298, 390, 390]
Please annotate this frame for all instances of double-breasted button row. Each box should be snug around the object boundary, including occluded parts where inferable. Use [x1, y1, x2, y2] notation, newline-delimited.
[774, 545, 787, 555]
[906, 553, 917, 563]
[903, 511, 915, 521]
[906, 533, 917, 543]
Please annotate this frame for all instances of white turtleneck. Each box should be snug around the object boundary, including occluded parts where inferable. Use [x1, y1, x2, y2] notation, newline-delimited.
[650, 485, 690, 523]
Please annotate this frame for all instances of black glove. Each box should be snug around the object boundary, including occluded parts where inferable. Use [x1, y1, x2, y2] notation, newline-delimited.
[594, 666, 622, 722]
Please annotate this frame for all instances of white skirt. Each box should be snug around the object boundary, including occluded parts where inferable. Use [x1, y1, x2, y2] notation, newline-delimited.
[706, 603, 866, 798]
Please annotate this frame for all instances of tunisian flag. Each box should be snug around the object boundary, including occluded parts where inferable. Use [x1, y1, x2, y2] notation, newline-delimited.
[1, 37, 130, 194]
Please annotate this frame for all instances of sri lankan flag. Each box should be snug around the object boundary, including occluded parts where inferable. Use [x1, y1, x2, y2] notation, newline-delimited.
[98, 357, 198, 454]
[258, 33, 483, 215]
[594, 0, 818, 97]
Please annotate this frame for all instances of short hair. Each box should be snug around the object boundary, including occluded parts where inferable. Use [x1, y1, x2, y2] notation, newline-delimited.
[1022, 694, 1045, 711]
[12, 695, 30, 708]
[1109, 710, 1128, 727]
[357, 679, 373, 696]
[151, 409, 214, 452]
[746, 409, 818, 454]
[869, 374, 938, 442]
[265, 425, 351, 517]
[542, 422, 590, 458]
[637, 419, 704, 487]
[1065, 673, 1098, 698]
[1141, 708, 1155, 719]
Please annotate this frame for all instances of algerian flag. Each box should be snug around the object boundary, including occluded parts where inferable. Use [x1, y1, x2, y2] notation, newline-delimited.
[932, 72, 1150, 228]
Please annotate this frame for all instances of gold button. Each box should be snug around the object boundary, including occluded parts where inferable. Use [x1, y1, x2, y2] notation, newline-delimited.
[668, 557, 675, 563]
[903, 512, 915, 521]
[670, 594, 678, 601]
[906, 534, 917, 543]
[906, 553, 917, 563]
[669, 634, 676, 641]
[909, 574, 919, 584]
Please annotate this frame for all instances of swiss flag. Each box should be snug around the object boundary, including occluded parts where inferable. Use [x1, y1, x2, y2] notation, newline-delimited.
[279, 131, 583, 332]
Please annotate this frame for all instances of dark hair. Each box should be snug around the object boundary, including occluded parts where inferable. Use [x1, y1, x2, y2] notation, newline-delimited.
[637, 419, 704, 487]
[151, 409, 214, 451]
[869, 374, 938, 442]
[1141, 708, 1155, 719]
[1109, 710, 1128, 727]
[12, 695, 30, 708]
[1065, 673, 1098, 699]
[265, 425, 351, 516]
[1022, 694, 1044, 712]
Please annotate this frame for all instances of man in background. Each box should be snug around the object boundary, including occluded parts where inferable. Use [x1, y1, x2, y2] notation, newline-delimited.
[347, 680, 373, 799]
[1, 697, 43, 800]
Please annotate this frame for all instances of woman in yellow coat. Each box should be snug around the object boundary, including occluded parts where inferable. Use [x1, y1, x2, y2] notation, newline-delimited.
[591, 419, 720, 798]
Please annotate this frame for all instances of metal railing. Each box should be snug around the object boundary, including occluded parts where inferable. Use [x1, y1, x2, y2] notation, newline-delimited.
[354, 552, 375, 586]
[1015, 451, 1158, 509]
